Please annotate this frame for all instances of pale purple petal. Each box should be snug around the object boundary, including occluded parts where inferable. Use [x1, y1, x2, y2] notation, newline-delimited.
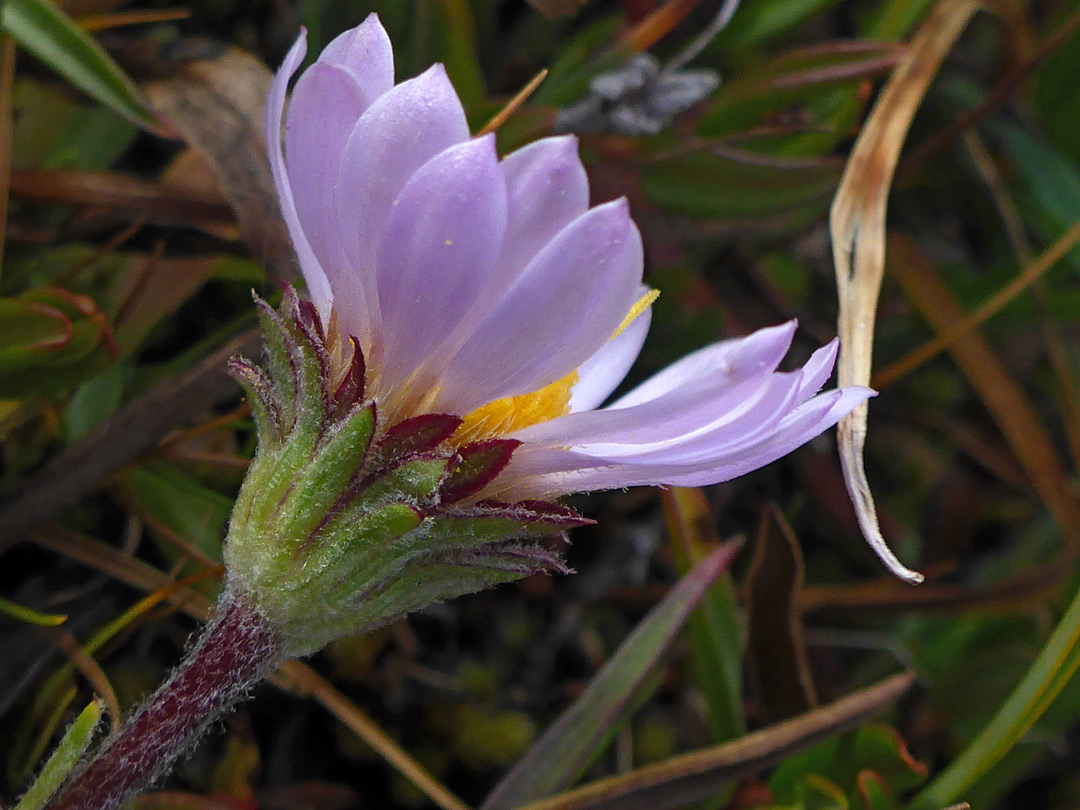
[569, 304, 651, 413]
[284, 15, 394, 290]
[435, 199, 643, 413]
[334, 64, 470, 339]
[285, 63, 368, 278]
[266, 30, 333, 316]
[374, 135, 508, 388]
[609, 321, 797, 409]
[497, 136, 590, 285]
[503, 387, 874, 497]
[318, 13, 394, 97]
[657, 387, 876, 486]
[516, 322, 797, 447]
[577, 370, 805, 461]
[795, 339, 839, 401]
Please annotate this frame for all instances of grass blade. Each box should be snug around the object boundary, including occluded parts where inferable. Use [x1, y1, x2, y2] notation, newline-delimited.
[516, 672, 915, 810]
[0, 0, 157, 130]
[14, 700, 103, 810]
[482, 540, 743, 810]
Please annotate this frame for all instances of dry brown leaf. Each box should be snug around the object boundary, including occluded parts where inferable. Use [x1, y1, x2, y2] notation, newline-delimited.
[9, 168, 234, 230]
[746, 505, 817, 722]
[830, 0, 980, 584]
[143, 44, 295, 283]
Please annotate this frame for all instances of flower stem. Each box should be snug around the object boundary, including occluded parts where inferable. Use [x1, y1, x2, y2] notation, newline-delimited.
[48, 589, 280, 810]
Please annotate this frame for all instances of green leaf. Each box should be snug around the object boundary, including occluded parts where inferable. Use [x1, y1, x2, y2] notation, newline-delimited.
[11, 79, 136, 171]
[481, 541, 742, 810]
[435, 0, 486, 112]
[0, 0, 157, 130]
[996, 123, 1080, 228]
[908, 580, 1080, 810]
[710, 0, 841, 52]
[641, 148, 841, 219]
[698, 41, 903, 145]
[63, 362, 126, 441]
[663, 488, 746, 743]
[0, 289, 117, 397]
[771, 725, 926, 808]
[14, 701, 103, 810]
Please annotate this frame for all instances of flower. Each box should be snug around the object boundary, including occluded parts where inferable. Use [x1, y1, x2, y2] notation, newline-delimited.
[227, 14, 874, 656]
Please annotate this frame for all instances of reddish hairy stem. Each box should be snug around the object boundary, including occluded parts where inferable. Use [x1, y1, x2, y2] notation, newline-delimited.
[49, 590, 280, 810]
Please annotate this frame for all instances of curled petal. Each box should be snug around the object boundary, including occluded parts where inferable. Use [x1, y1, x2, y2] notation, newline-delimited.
[503, 387, 874, 498]
[795, 339, 840, 401]
[516, 321, 798, 447]
[658, 387, 876, 485]
[610, 320, 797, 409]
[578, 370, 807, 461]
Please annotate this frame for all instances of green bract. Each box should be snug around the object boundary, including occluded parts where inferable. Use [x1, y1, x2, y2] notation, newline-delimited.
[224, 290, 584, 657]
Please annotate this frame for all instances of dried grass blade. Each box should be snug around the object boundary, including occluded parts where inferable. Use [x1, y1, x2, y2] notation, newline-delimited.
[40, 626, 122, 734]
[515, 672, 915, 810]
[872, 220, 1080, 388]
[829, 0, 980, 583]
[884, 231, 1080, 556]
[477, 69, 547, 136]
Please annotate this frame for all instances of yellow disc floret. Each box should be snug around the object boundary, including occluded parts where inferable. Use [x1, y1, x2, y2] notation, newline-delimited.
[453, 289, 660, 444]
[455, 370, 578, 444]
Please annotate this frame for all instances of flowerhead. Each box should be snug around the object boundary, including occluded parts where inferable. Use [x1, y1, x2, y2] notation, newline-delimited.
[225, 15, 874, 657]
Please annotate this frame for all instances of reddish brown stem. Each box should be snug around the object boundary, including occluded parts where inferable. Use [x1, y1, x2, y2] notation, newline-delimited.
[49, 590, 280, 810]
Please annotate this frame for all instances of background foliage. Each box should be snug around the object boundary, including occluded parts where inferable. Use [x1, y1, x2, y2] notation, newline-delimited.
[1, 1, 1079, 809]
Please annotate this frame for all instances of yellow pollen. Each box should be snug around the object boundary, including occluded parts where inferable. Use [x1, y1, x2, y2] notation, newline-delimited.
[614, 289, 660, 338]
[455, 370, 578, 444]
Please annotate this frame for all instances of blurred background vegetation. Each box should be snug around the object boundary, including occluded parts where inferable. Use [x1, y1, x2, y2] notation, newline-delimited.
[1, 1, 1079, 809]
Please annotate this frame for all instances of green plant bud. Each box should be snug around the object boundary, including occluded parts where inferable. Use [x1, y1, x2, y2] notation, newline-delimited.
[223, 291, 586, 658]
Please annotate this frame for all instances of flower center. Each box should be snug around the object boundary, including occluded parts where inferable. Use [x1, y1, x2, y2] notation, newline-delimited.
[454, 370, 578, 444]
[452, 289, 660, 444]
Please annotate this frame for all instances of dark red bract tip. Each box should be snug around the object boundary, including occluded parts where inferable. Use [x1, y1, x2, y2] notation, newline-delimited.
[379, 413, 463, 461]
[439, 439, 520, 504]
